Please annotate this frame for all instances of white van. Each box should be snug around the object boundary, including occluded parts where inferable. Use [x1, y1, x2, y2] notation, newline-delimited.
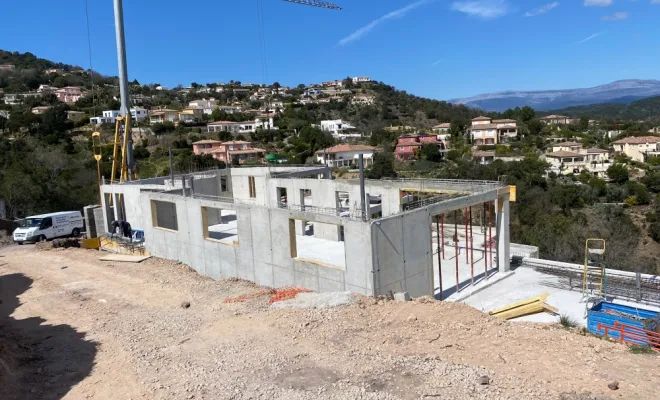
[13, 211, 84, 244]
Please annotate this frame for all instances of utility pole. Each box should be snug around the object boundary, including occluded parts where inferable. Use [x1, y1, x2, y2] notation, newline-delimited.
[113, 0, 133, 177]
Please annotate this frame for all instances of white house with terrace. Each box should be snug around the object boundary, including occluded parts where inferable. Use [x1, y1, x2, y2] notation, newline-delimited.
[315, 144, 377, 168]
[470, 116, 518, 145]
[544, 142, 611, 177]
[612, 136, 660, 162]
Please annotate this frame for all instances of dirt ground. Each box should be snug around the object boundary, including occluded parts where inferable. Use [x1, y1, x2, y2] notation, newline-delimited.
[0, 246, 659, 400]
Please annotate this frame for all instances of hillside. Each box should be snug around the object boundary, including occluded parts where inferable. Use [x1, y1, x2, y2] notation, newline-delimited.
[548, 95, 660, 120]
[452, 79, 660, 112]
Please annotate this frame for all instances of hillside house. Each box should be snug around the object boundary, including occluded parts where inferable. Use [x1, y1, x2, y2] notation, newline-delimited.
[352, 76, 372, 83]
[209, 141, 266, 164]
[320, 119, 356, 135]
[55, 86, 85, 103]
[395, 134, 445, 161]
[150, 109, 179, 124]
[351, 95, 376, 106]
[612, 136, 660, 162]
[544, 148, 610, 177]
[67, 111, 86, 121]
[315, 144, 377, 168]
[192, 139, 223, 156]
[473, 151, 495, 165]
[540, 115, 579, 125]
[31, 106, 51, 115]
[551, 141, 583, 153]
[3, 93, 39, 105]
[432, 123, 450, 134]
[469, 116, 518, 145]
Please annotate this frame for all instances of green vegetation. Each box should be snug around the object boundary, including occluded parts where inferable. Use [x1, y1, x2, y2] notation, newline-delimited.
[549, 96, 660, 121]
[628, 345, 656, 355]
[559, 314, 578, 329]
[2, 50, 660, 274]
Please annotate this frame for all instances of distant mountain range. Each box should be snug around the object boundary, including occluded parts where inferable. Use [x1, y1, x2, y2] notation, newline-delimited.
[546, 95, 660, 121]
[451, 80, 660, 112]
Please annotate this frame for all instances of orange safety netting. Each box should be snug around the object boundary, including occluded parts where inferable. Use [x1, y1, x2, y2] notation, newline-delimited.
[268, 287, 312, 304]
[223, 289, 274, 304]
[223, 287, 312, 304]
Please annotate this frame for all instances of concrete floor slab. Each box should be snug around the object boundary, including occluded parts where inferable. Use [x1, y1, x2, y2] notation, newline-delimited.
[460, 266, 660, 326]
[296, 234, 346, 269]
[207, 210, 238, 245]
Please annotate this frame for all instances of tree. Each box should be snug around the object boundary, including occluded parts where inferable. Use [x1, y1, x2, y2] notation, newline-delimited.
[0, 115, 6, 131]
[607, 164, 629, 184]
[520, 106, 535, 123]
[217, 131, 232, 141]
[419, 143, 442, 162]
[38, 103, 72, 137]
[367, 152, 397, 179]
[641, 171, 660, 193]
[579, 116, 589, 131]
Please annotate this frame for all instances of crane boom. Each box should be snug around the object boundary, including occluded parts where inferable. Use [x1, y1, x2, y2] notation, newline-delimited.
[281, 0, 342, 10]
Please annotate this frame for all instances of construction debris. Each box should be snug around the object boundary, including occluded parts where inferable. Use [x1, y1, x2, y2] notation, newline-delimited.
[271, 291, 355, 309]
[394, 292, 411, 302]
[99, 254, 151, 263]
[489, 293, 558, 320]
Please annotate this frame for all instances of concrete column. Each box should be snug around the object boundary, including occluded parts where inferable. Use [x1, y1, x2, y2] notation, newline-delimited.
[496, 196, 510, 273]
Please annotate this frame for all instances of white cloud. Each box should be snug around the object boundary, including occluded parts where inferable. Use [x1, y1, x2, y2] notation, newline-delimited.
[576, 31, 605, 44]
[337, 0, 433, 46]
[602, 11, 629, 20]
[432, 59, 444, 67]
[584, 0, 613, 6]
[451, 0, 510, 19]
[524, 2, 560, 17]
[652, 0, 660, 4]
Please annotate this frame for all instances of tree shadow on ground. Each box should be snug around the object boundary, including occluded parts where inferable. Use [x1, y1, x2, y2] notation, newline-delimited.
[0, 273, 97, 400]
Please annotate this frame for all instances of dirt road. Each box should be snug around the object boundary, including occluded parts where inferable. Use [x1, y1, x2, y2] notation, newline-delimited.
[0, 246, 658, 400]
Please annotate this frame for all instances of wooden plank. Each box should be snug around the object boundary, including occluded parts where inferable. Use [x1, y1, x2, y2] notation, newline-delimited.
[99, 254, 151, 263]
[489, 293, 549, 315]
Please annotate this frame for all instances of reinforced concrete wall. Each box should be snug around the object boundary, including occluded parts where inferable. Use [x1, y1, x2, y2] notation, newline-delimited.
[140, 191, 374, 295]
[371, 209, 434, 298]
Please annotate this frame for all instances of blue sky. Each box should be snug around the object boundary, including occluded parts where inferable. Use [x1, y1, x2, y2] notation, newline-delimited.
[1, 0, 659, 99]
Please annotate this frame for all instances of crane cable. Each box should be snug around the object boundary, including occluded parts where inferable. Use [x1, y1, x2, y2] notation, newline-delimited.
[84, 0, 97, 118]
[256, 0, 269, 85]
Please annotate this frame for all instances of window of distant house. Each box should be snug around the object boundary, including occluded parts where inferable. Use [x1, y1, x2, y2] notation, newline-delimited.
[248, 176, 256, 198]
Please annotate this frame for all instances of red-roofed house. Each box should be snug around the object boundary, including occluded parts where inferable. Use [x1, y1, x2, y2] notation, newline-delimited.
[394, 134, 446, 161]
[197, 141, 266, 164]
[192, 139, 224, 155]
[315, 144, 377, 167]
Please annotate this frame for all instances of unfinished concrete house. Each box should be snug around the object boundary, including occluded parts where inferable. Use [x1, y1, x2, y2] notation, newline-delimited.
[99, 166, 513, 298]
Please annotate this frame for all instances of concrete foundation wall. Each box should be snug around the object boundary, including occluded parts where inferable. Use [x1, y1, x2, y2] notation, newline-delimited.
[140, 192, 374, 296]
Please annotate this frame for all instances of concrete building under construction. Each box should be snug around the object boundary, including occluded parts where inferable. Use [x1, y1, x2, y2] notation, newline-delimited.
[99, 166, 513, 298]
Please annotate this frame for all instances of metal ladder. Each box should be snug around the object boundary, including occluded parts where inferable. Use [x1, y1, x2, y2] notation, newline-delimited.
[582, 238, 607, 299]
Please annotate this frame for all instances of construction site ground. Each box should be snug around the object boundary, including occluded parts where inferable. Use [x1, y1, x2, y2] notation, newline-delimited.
[0, 246, 659, 400]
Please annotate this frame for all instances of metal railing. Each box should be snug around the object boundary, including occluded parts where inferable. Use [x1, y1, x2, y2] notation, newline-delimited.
[522, 258, 660, 305]
[276, 202, 366, 221]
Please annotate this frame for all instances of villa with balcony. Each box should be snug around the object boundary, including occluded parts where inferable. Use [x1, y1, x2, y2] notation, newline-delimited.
[544, 147, 611, 177]
[315, 144, 376, 168]
[469, 116, 518, 145]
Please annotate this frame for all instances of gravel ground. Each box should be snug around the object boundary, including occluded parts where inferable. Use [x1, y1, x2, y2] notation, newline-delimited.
[0, 246, 658, 400]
